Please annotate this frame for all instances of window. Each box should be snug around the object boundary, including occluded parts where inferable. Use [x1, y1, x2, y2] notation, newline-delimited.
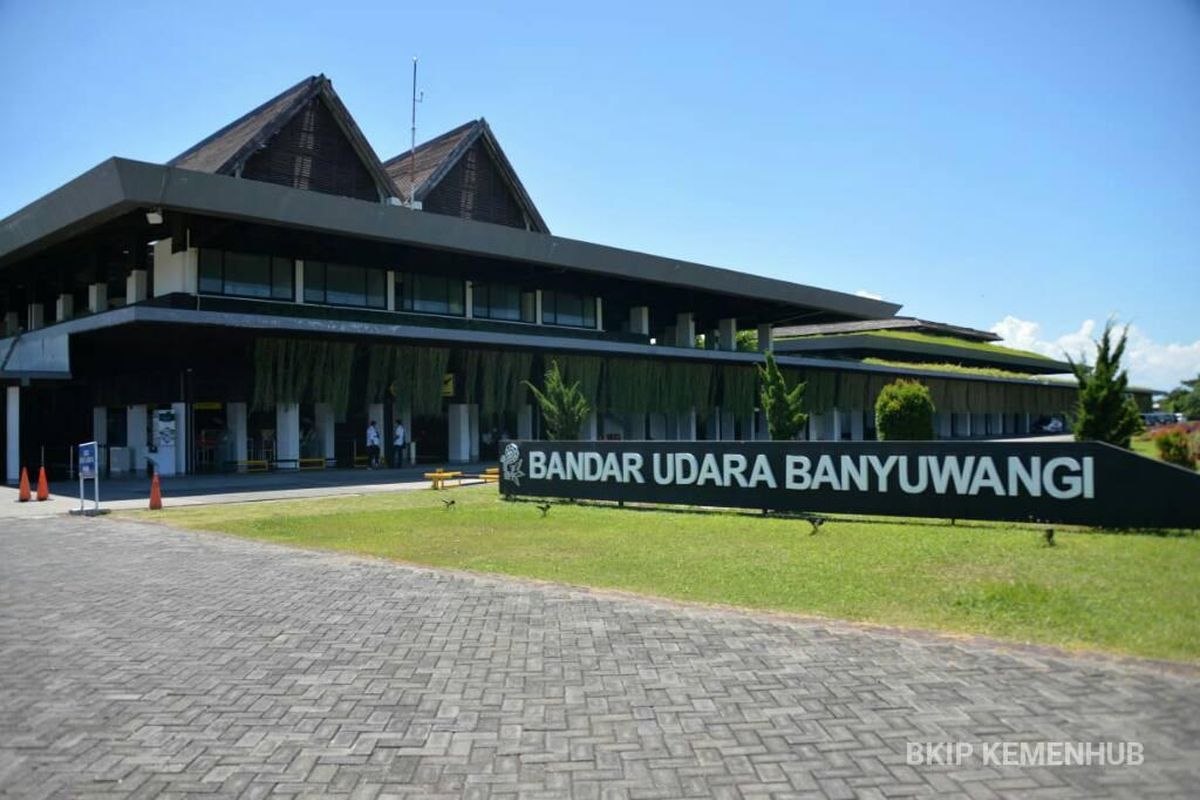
[198, 249, 293, 300]
[542, 290, 597, 328]
[473, 281, 533, 322]
[304, 261, 386, 308]
[397, 273, 465, 316]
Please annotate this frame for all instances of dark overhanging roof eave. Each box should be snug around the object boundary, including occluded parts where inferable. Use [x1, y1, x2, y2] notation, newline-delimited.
[0, 159, 902, 320]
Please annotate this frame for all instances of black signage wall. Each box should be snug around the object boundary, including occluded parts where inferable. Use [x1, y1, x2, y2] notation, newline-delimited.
[498, 440, 1200, 529]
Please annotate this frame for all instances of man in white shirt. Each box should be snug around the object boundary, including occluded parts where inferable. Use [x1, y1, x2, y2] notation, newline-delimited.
[366, 420, 381, 468]
[393, 421, 406, 467]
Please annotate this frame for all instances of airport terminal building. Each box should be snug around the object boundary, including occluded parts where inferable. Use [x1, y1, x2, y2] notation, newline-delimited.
[0, 75, 1138, 482]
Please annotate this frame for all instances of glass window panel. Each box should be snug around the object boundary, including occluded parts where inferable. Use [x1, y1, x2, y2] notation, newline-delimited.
[365, 268, 386, 309]
[223, 252, 272, 298]
[325, 262, 364, 306]
[198, 249, 222, 294]
[271, 257, 294, 300]
[304, 261, 326, 303]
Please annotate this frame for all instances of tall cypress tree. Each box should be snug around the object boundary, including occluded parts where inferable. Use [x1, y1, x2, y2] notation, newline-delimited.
[1069, 321, 1143, 448]
[525, 360, 590, 440]
[757, 352, 808, 440]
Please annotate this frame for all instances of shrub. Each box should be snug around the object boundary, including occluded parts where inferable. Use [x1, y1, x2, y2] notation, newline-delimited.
[1155, 430, 1196, 470]
[1069, 321, 1143, 448]
[524, 360, 590, 440]
[875, 379, 935, 440]
[757, 352, 807, 440]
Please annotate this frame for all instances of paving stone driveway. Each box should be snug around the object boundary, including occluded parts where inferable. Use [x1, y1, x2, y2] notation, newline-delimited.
[1, 517, 1197, 799]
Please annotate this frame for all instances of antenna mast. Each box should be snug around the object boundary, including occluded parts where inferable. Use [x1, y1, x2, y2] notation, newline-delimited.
[409, 57, 423, 207]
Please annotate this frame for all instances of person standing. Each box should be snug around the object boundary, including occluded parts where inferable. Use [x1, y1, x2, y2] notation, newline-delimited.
[393, 420, 406, 467]
[365, 420, 381, 468]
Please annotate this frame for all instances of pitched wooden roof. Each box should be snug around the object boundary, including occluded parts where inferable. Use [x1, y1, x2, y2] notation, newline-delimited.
[384, 119, 549, 233]
[168, 75, 399, 201]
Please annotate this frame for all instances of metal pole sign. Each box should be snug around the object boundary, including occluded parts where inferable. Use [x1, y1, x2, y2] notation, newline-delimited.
[77, 440, 100, 515]
[499, 440, 1200, 529]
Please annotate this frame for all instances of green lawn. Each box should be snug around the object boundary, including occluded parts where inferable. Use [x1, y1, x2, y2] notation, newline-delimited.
[148, 487, 1200, 663]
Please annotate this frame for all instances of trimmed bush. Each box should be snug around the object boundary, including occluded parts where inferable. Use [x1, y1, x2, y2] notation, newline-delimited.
[1155, 430, 1196, 470]
[875, 379, 935, 441]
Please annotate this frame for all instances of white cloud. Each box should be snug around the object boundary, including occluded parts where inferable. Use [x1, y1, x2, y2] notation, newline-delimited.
[989, 315, 1200, 391]
[855, 289, 883, 300]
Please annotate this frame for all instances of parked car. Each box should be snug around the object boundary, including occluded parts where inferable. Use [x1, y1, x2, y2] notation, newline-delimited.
[1039, 417, 1065, 434]
[1141, 412, 1176, 428]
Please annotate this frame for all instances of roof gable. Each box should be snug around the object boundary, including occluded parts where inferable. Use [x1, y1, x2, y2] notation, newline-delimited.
[384, 119, 549, 233]
[168, 75, 398, 203]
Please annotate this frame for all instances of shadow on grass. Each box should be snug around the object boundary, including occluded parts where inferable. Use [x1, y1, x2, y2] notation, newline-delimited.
[499, 493, 1197, 538]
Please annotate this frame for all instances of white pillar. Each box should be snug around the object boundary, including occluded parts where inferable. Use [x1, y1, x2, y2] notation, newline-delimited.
[629, 306, 650, 336]
[448, 403, 471, 463]
[126, 270, 148, 304]
[296, 261, 307, 304]
[972, 413, 986, 437]
[55, 293, 74, 322]
[127, 405, 147, 474]
[172, 401, 189, 475]
[851, 410, 865, 441]
[517, 404, 533, 440]
[648, 413, 667, 440]
[831, 407, 842, 441]
[275, 402, 300, 469]
[992, 412, 1003, 436]
[1024, 413, 1032, 434]
[582, 410, 597, 441]
[534, 290, 543, 325]
[674, 313, 695, 347]
[3, 311, 18, 336]
[757, 323, 773, 352]
[228, 402, 248, 469]
[313, 402, 335, 464]
[595, 297, 603, 331]
[718, 318, 737, 352]
[88, 283, 108, 314]
[5, 386, 18, 484]
[677, 409, 696, 441]
[27, 303, 44, 330]
[468, 404, 480, 460]
[152, 239, 198, 297]
[464, 281, 474, 319]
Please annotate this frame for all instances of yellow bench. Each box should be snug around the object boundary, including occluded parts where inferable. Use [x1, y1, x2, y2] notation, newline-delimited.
[424, 470, 463, 490]
[299, 457, 326, 470]
[237, 459, 270, 473]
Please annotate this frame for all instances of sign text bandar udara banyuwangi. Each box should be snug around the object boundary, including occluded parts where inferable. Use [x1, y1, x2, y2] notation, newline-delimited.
[499, 440, 1200, 528]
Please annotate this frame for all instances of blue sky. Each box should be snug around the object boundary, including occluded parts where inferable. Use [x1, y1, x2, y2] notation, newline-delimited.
[1, 0, 1197, 387]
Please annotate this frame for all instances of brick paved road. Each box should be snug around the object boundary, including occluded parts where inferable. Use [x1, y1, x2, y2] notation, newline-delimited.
[1, 517, 1197, 799]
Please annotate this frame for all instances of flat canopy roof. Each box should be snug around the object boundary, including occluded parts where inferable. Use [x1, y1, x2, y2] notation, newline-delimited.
[772, 331, 1073, 374]
[0, 158, 902, 321]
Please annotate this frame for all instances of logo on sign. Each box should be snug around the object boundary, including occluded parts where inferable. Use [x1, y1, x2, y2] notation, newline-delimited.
[500, 442, 524, 486]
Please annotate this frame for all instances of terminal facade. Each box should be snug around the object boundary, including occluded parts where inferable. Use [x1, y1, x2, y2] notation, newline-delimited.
[0, 75, 1144, 482]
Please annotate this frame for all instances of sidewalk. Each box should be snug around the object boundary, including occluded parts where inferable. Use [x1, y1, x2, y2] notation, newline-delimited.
[1, 463, 495, 517]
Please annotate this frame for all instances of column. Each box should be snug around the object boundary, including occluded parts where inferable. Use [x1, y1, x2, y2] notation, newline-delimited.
[313, 402, 334, 465]
[5, 386, 18, 485]
[228, 402, 248, 470]
[677, 409, 696, 441]
[399, 402, 414, 463]
[468, 404, 480, 460]
[582, 410, 597, 441]
[972, 413, 986, 437]
[757, 323, 773, 352]
[1024, 413, 1032, 434]
[127, 404, 147, 474]
[126, 270, 148, 304]
[152, 239, 198, 296]
[851, 410, 866, 441]
[648, 413, 667, 440]
[87, 282, 108, 314]
[448, 403, 471, 463]
[595, 297, 603, 331]
[718, 317, 737, 351]
[629, 306, 650, 336]
[3, 311, 17, 336]
[831, 408, 842, 441]
[992, 412, 1004, 436]
[172, 401, 189, 475]
[534, 290, 543, 325]
[275, 402, 300, 469]
[27, 303, 44, 330]
[517, 404, 533, 440]
[674, 313, 695, 347]
[56, 293, 74, 322]
[464, 281, 474, 319]
[383, 269, 393, 311]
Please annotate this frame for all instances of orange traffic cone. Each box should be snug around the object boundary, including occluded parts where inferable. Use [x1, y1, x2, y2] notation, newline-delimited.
[149, 474, 163, 510]
[17, 467, 31, 502]
[35, 467, 49, 502]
